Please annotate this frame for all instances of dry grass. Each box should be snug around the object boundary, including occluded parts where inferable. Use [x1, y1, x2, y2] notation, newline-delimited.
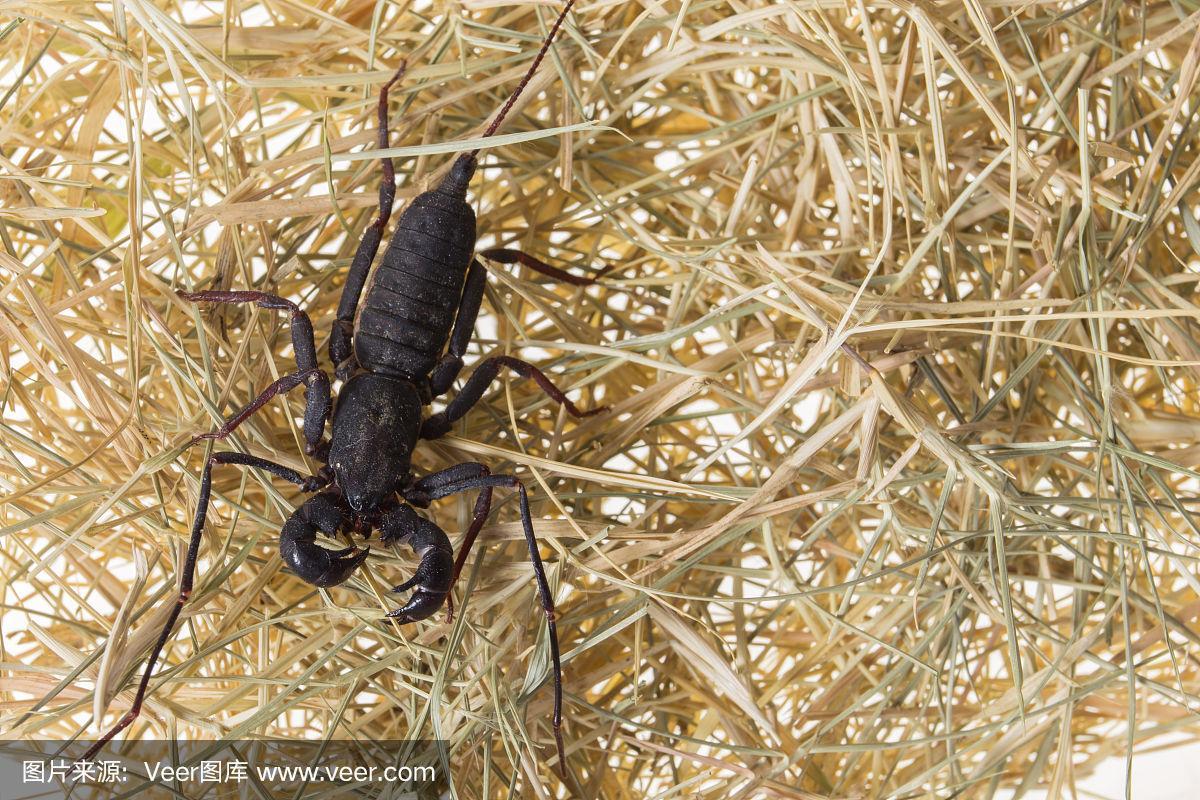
[4, 1, 1200, 797]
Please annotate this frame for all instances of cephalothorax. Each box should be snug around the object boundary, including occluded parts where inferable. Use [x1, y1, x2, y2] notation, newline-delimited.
[85, 0, 600, 777]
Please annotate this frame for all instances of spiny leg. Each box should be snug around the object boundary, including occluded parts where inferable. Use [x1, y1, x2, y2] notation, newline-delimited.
[190, 369, 327, 453]
[179, 290, 331, 455]
[480, 247, 612, 286]
[421, 355, 606, 440]
[429, 259, 487, 397]
[446, 488, 493, 622]
[429, 246, 612, 399]
[418, 472, 568, 778]
[330, 62, 408, 378]
[81, 452, 328, 760]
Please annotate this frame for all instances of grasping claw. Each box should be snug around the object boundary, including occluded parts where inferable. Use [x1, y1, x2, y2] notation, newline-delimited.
[379, 504, 453, 622]
[280, 493, 369, 587]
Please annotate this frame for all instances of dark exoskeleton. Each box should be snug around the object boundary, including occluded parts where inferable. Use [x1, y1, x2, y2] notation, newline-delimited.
[84, 0, 600, 778]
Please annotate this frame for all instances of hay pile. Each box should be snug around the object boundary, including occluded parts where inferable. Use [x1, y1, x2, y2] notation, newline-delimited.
[3, 1, 1200, 797]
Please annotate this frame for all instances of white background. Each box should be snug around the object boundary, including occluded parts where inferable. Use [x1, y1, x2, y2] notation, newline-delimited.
[1000, 742, 1200, 799]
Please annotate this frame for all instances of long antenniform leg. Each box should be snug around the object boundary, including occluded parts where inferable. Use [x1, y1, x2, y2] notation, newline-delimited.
[404, 468, 568, 778]
[330, 63, 408, 378]
[81, 453, 328, 760]
[422, 355, 606, 439]
[447, 486, 492, 620]
[178, 290, 331, 455]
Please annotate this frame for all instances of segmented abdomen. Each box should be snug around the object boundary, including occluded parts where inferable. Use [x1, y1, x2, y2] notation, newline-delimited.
[354, 188, 476, 379]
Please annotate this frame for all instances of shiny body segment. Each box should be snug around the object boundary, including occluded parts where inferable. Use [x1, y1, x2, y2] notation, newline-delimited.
[355, 174, 477, 379]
